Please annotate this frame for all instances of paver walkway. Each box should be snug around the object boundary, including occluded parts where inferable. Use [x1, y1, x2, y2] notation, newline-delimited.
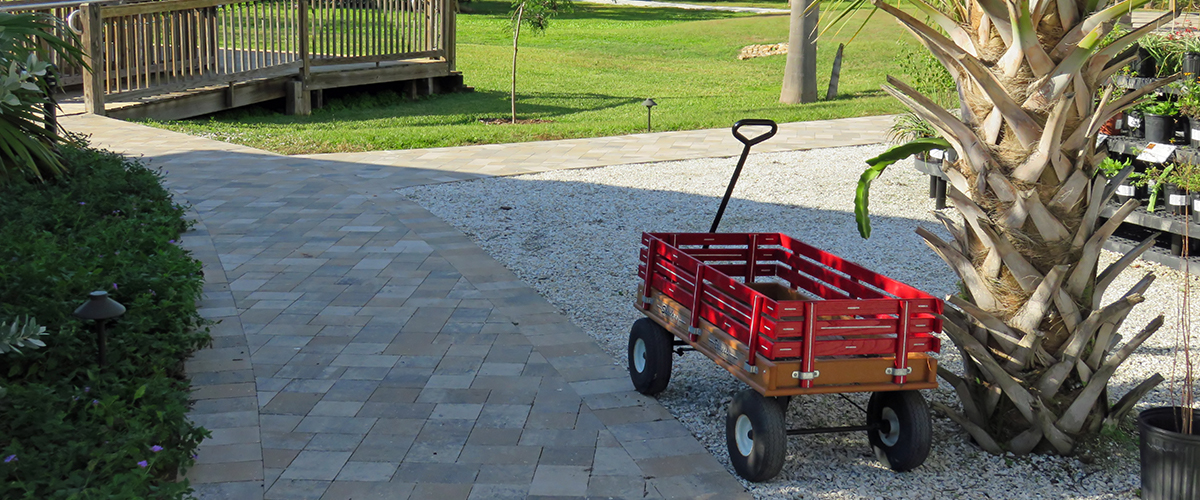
[60, 112, 889, 500]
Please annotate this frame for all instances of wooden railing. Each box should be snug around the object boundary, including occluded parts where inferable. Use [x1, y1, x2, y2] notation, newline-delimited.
[0, 1, 89, 86]
[2, 0, 455, 114]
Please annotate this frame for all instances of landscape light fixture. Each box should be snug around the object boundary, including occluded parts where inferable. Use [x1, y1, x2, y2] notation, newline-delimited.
[73, 291, 126, 367]
[642, 98, 657, 133]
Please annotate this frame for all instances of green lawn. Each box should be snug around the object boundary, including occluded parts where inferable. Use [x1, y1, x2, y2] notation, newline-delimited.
[149, 1, 923, 154]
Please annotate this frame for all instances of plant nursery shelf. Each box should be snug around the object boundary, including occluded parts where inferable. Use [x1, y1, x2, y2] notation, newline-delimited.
[1111, 75, 1183, 95]
[1098, 200, 1200, 274]
[1101, 201, 1200, 236]
[1103, 234, 1200, 274]
[1103, 136, 1200, 164]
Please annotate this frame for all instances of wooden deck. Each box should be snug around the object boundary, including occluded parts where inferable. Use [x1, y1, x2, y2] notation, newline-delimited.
[6, 0, 464, 120]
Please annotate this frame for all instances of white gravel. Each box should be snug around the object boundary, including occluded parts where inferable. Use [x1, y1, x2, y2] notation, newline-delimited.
[399, 144, 1200, 500]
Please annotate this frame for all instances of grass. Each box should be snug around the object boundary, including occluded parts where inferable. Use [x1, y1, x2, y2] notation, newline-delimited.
[148, 1, 924, 154]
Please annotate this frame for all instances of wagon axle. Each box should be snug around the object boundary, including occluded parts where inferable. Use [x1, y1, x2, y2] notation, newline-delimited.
[785, 423, 875, 436]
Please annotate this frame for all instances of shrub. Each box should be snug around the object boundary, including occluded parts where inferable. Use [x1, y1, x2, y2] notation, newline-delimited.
[0, 143, 210, 498]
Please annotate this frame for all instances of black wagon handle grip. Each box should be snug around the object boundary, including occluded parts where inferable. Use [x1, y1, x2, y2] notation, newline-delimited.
[732, 119, 778, 147]
[708, 119, 778, 234]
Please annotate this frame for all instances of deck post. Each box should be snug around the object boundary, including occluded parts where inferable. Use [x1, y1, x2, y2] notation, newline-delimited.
[80, 3, 105, 115]
[292, 0, 312, 115]
[444, 0, 456, 71]
[426, 0, 436, 52]
[286, 79, 311, 115]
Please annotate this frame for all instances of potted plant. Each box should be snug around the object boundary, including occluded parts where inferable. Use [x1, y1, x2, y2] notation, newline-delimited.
[1175, 27, 1200, 77]
[1141, 32, 1184, 78]
[1168, 162, 1200, 215]
[1142, 100, 1181, 144]
[1142, 164, 1177, 212]
[1176, 80, 1200, 148]
[1125, 163, 1150, 205]
[1128, 102, 1146, 140]
[1099, 85, 1128, 135]
[1137, 161, 1198, 497]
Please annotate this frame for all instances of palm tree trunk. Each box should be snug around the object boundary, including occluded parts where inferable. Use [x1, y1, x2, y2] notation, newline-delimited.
[780, 0, 818, 104]
[877, 0, 1171, 452]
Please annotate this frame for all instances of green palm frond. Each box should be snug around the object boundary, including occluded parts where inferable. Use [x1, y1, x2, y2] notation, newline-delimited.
[0, 12, 85, 183]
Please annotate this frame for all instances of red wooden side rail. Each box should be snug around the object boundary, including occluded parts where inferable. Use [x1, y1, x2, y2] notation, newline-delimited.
[638, 232, 943, 386]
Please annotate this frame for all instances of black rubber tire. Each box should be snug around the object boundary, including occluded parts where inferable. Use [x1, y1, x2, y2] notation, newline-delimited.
[866, 390, 932, 472]
[627, 318, 673, 395]
[726, 389, 788, 482]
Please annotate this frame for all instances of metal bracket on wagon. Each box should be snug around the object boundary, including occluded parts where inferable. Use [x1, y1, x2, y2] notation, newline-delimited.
[639, 296, 652, 305]
[743, 363, 759, 374]
[885, 367, 913, 376]
[792, 370, 820, 380]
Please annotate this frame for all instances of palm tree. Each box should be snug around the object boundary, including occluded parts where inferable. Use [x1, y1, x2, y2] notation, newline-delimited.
[857, 0, 1174, 453]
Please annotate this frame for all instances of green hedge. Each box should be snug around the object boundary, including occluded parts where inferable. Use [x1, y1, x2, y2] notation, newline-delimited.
[0, 144, 210, 499]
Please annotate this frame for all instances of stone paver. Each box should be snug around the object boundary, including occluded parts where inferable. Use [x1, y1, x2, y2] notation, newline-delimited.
[60, 112, 888, 499]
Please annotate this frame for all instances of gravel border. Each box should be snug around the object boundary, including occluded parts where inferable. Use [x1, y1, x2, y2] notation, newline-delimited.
[400, 144, 1200, 500]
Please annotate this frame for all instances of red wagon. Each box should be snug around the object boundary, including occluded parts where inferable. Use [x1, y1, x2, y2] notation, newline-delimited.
[630, 231, 943, 482]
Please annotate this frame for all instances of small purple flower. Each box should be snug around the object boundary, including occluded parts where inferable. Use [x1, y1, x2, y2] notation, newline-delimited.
[150, 445, 163, 453]
[79, 202, 86, 205]
[112, 283, 118, 290]
[190, 454, 197, 459]
[4, 454, 16, 463]
[137, 460, 148, 468]
[91, 399, 99, 406]
[84, 386, 90, 393]
[150, 289, 156, 296]
[72, 396, 79, 401]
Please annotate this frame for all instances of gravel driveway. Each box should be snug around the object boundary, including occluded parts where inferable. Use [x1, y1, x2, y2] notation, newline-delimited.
[400, 144, 1200, 500]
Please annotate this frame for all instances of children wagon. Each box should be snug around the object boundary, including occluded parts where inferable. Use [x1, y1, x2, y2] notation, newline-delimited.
[630, 232, 944, 481]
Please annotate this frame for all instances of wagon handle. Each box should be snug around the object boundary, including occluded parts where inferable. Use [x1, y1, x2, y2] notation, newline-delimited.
[709, 119, 778, 233]
[731, 119, 778, 147]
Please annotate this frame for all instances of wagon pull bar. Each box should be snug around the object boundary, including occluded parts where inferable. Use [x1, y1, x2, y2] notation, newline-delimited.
[708, 119, 778, 233]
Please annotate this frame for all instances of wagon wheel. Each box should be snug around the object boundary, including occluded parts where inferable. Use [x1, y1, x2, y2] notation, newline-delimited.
[726, 389, 787, 482]
[866, 390, 932, 472]
[628, 318, 673, 395]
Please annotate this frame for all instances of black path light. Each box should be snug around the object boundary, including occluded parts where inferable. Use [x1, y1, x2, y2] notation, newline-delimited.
[642, 98, 657, 133]
[73, 291, 126, 367]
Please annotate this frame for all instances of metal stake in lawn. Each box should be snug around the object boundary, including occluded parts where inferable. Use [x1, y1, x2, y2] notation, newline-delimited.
[709, 119, 778, 233]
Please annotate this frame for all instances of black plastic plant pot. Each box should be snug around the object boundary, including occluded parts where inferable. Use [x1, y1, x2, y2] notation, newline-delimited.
[1115, 180, 1140, 204]
[1128, 110, 1145, 139]
[1137, 47, 1158, 78]
[1139, 407, 1200, 500]
[1185, 52, 1200, 80]
[1191, 116, 1200, 148]
[1175, 116, 1191, 144]
[1144, 113, 1175, 144]
[1164, 183, 1191, 216]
